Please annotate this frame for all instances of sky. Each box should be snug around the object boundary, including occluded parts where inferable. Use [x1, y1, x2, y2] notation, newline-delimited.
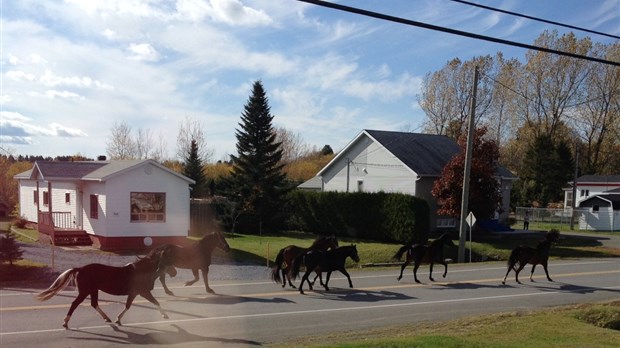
[1, 0, 619, 162]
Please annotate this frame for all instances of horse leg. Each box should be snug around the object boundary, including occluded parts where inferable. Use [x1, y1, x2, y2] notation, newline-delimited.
[201, 267, 215, 294]
[115, 294, 136, 326]
[429, 262, 435, 282]
[285, 269, 297, 289]
[63, 290, 89, 329]
[542, 261, 553, 282]
[340, 268, 354, 288]
[413, 262, 422, 283]
[90, 291, 112, 324]
[397, 261, 409, 281]
[185, 268, 200, 286]
[160, 272, 174, 296]
[140, 291, 169, 319]
[311, 271, 323, 287]
[529, 264, 538, 282]
[298, 270, 311, 294]
[515, 263, 527, 284]
[502, 264, 513, 285]
[323, 271, 332, 291]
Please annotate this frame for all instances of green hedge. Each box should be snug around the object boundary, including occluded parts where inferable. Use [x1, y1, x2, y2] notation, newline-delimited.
[286, 191, 429, 243]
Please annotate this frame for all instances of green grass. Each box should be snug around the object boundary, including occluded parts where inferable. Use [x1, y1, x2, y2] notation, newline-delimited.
[270, 301, 620, 347]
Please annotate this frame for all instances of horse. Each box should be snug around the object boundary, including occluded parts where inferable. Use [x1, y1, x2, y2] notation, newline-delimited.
[36, 249, 168, 329]
[394, 233, 455, 283]
[502, 229, 560, 285]
[271, 235, 338, 289]
[157, 230, 231, 295]
[291, 245, 360, 294]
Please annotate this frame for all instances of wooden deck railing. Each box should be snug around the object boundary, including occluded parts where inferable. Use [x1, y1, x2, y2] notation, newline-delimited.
[38, 211, 75, 234]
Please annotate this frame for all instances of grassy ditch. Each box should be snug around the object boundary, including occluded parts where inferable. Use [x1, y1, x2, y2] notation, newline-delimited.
[271, 301, 620, 348]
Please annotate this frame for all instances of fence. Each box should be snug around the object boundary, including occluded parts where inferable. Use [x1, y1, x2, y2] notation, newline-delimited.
[189, 199, 219, 237]
[515, 207, 619, 232]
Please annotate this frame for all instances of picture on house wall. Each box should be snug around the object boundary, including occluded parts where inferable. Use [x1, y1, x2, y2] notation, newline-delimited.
[131, 192, 166, 222]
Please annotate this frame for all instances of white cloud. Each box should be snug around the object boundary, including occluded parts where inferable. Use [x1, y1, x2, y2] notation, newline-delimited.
[127, 43, 160, 62]
[6, 70, 37, 82]
[176, 0, 273, 26]
[102, 28, 117, 40]
[0, 111, 87, 141]
[43, 90, 84, 100]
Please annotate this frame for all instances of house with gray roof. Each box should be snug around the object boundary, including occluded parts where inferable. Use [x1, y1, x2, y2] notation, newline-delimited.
[563, 175, 620, 231]
[14, 159, 194, 250]
[306, 129, 516, 230]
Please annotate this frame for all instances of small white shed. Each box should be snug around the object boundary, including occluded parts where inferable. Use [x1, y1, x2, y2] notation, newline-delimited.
[14, 160, 195, 250]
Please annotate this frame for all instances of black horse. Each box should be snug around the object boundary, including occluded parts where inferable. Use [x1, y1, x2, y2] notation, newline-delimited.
[502, 229, 560, 285]
[291, 245, 360, 294]
[271, 235, 338, 289]
[394, 233, 454, 283]
[36, 249, 168, 328]
[157, 230, 231, 295]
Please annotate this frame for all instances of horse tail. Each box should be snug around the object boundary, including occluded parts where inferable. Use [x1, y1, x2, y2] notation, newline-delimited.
[393, 244, 410, 261]
[271, 248, 286, 283]
[36, 268, 79, 301]
[507, 247, 521, 270]
[291, 253, 305, 280]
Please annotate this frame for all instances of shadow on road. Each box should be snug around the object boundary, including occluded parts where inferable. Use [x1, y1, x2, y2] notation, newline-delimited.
[170, 293, 295, 305]
[311, 288, 415, 302]
[68, 324, 261, 346]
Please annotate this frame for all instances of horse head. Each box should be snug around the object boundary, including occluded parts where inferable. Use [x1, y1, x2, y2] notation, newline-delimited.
[436, 233, 455, 247]
[546, 229, 560, 243]
[199, 231, 231, 253]
[349, 245, 361, 263]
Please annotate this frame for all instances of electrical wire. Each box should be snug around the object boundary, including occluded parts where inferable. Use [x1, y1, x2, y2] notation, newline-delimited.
[295, 0, 620, 67]
[451, 0, 620, 40]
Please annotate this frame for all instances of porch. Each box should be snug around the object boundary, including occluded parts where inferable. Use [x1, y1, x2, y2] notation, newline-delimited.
[37, 211, 92, 246]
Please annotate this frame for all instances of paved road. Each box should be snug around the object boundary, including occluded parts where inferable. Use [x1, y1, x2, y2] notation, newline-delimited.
[1, 258, 619, 347]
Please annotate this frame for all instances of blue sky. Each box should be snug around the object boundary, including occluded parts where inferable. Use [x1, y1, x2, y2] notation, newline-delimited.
[1, 0, 619, 161]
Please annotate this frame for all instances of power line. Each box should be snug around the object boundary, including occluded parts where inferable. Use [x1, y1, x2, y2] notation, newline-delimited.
[451, 0, 620, 40]
[296, 0, 620, 67]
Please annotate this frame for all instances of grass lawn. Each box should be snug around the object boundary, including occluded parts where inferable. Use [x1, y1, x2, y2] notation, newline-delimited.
[272, 301, 620, 348]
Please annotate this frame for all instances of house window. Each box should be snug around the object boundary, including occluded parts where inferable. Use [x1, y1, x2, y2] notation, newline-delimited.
[357, 180, 364, 192]
[90, 194, 99, 219]
[43, 191, 49, 206]
[131, 192, 166, 222]
[593, 205, 599, 212]
[33, 190, 38, 204]
[65, 193, 71, 204]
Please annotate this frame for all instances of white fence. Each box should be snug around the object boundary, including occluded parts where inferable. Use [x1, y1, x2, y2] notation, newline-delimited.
[515, 207, 619, 232]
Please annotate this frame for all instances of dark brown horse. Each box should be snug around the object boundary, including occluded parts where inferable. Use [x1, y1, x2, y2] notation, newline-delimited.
[394, 233, 455, 283]
[157, 230, 231, 295]
[36, 249, 168, 328]
[291, 245, 360, 294]
[502, 229, 560, 285]
[271, 235, 338, 288]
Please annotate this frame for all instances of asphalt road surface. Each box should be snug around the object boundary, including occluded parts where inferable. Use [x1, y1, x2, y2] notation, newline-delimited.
[1, 258, 619, 347]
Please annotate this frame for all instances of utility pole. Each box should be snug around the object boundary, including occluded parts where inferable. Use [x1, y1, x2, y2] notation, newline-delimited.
[570, 145, 579, 230]
[458, 66, 479, 263]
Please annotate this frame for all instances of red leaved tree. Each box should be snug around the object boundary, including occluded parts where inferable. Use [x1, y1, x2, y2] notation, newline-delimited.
[432, 127, 502, 220]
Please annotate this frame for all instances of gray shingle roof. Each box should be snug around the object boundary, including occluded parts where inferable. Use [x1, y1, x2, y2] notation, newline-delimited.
[574, 175, 620, 183]
[365, 129, 515, 178]
[34, 161, 107, 180]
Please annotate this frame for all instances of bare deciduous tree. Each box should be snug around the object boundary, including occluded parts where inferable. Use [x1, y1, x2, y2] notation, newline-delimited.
[106, 121, 136, 160]
[176, 116, 213, 163]
[274, 127, 311, 164]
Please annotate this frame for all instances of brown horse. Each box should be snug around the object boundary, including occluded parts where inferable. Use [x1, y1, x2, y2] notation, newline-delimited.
[157, 230, 231, 295]
[394, 233, 454, 283]
[502, 229, 560, 285]
[291, 245, 360, 294]
[271, 235, 338, 288]
[36, 249, 168, 328]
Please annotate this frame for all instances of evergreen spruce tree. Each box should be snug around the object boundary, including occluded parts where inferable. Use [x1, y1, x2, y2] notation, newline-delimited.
[183, 139, 208, 198]
[0, 232, 23, 265]
[225, 80, 289, 231]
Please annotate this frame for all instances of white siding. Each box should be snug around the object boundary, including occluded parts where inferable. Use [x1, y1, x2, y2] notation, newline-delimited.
[82, 182, 106, 235]
[18, 180, 38, 222]
[579, 207, 620, 231]
[100, 162, 189, 238]
[323, 134, 417, 194]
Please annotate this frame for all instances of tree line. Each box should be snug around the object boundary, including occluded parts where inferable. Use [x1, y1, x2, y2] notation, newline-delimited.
[418, 30, 620, 207]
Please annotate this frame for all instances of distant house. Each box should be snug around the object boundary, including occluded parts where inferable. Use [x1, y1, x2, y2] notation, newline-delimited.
[302, 129, 516, 230]
[14, 160, 194, 250]
[563, 175, 620, 231]
[563, 175, 620, 208]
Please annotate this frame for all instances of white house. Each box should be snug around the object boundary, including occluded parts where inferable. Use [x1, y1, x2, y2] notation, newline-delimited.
[14, 159, 195, 250]
[562, 175, 620, 231]
[307, 129, 516, 230]
[563, 175, 620, 208]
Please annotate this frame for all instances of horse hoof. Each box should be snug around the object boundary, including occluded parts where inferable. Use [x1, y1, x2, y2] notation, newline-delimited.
[163, 314, 169, 319]
[207, 289, 215, 294]
[299, 290, 305, 295]
[397, 277, 402, 281]
[165, 291, 175, 296]
[502, 281, 506, 285]
[62, 323, 69, 329]
[430, 278, 435, 282]
[115, 320, 122, 326]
